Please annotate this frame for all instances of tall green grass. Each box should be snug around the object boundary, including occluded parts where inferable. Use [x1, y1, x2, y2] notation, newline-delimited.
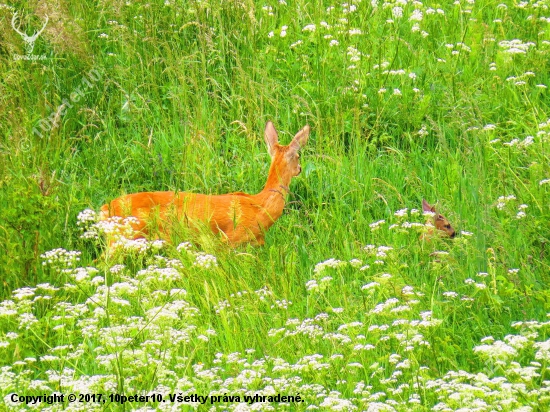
[0, 0, 549, 410]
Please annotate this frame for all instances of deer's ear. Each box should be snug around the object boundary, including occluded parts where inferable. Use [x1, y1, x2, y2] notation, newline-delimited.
[422, 199, 432, 212]
[264, 121, 279, 157]
[289, 125, 310, 154]
[422, 199, 438, 214]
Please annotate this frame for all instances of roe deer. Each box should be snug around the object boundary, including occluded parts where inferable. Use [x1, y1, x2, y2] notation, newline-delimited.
[421, 199, 456, 239]
[100, 122, 310, 246]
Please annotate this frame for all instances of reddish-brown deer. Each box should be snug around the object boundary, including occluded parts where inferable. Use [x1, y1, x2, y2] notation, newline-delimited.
[100, 122, 310, 246]
[422, 199, 456, 239]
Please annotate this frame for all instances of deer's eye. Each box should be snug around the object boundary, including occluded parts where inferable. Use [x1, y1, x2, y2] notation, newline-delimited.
[445, 224, 451, 229]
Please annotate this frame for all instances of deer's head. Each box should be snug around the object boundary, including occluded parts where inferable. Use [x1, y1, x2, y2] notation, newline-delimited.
[264, 121, 309, 183]
[422, 199, 456, 238]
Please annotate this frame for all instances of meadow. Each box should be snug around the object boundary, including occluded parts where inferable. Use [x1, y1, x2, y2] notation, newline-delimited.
[0, 0, 549, 410]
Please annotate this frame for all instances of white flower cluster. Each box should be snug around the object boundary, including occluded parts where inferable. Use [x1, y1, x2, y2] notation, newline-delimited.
[501, 135, 535, 147]
[271, 299, 292, 310]
[369, 219, 385, 230]
[313, 258, 346, 274]
[370, 297, 400, 314]
[193, 253, 218, 269]
[495, 194, 516, 210]
[176, 242, 193, 253]
[76, 209, 98, 226]
[347, 46, 361, 62]
[364, 244, 393, 258]
[62, 267, 99, 283]
[494, 194, 529, 219]
[498, 39, 535, 54]
[473, 340, 518, 361]
[41, 249, 81, 270]
[394, 208, 408, 217]
[138, 265, 181, 282]
[306, 275, 334, 292]
[362, 281, 380, 291]
[111, 237, 150, 254]
[109, 264, 125, 274]
[80, 215, 141, 241]
[389, 215, 416, 229]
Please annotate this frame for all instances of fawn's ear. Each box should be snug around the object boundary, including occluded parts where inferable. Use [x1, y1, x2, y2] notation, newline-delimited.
[289, 125, 310, 154]
[264, 121, 279, 157]
[422, 199, 436, 213]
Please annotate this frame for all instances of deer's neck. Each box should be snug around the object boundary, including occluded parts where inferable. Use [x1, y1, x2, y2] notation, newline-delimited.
[254, 161, 292, 218]
[262, 159, 293, 195]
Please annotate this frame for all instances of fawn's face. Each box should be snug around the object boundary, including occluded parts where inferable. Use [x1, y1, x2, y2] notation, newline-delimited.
[423, 199, 456, 238]
[434, 212, 456, 238]
[265, 122, 309, 179]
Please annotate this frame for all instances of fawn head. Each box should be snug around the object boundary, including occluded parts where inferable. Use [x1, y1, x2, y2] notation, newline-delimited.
[264, 121, 310, 181]
[422, 199, 456, 238]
